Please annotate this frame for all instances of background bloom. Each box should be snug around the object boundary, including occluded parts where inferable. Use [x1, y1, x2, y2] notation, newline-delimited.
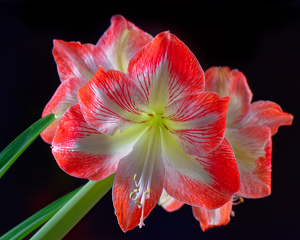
[41, 15, 153, 144]
[205, 67, 293, 198]
[52, 32, 240, 232]
[160, 66, 293, 231]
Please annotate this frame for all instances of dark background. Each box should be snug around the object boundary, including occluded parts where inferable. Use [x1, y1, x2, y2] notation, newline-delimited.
[0, 0, 299, 239]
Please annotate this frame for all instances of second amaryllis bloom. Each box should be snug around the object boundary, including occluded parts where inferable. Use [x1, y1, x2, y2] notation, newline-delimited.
[52, 32, 240, 232]
[160, 66, 293, 231]
[41, 15, 153, 144]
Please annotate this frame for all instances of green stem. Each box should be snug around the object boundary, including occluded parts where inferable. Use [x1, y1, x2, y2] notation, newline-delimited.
[30, 174, 115, 240]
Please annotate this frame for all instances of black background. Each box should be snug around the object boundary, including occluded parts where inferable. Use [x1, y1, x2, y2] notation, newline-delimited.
[0, 0, 299, 239]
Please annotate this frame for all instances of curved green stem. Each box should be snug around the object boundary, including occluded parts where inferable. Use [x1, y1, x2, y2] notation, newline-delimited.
[30, 174, 115, 240]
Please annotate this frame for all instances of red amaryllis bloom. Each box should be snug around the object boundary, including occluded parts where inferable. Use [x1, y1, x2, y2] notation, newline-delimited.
[159, 66, 293, 231]
[41, 15, 153, 144]
[52, 33, 240, 232]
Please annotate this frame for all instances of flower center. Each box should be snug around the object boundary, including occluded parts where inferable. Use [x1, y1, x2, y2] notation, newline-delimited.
[129, 114, 164, 228]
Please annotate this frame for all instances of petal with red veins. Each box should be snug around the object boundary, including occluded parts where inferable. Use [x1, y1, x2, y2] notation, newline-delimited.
[113, 127, 164, 232]
[158, 189, 184, 212]
[238, 100, 293, 136]
[161, 129, 240, 209]
[53, 40, 107, 82]
[192, 199, 233, 231]
[225, 126, 272, 198]
[41, 77, 85, 144]
[205, 67, 253, 126]
[52, 104, 148, 181]
[96, 15, 153, 73]
[128, 31, 205, 114]
[163, 92, 229, 155]
[78, 67, 150, 135]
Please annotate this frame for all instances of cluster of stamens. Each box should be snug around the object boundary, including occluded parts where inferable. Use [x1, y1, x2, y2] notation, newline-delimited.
[129, 174, 152, 207]
[230, 195, 245, 217]
[127, 114, 161, 228]
[232, 194, 244, 206]
[128, 174, 152, 228]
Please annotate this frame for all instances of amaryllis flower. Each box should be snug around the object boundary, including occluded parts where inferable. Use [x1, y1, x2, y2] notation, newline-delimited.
[41, 15, 153, 144]
[52, 32, 240, 232]
[159, 66, 293, 231]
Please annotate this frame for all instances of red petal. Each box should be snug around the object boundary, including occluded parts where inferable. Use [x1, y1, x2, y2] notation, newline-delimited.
[238, 139, 272, 198]
[78, 67, 149, 135]
[205, 67, 253, 125]
[164, 92, 229, 155]
[161, 131, 240, 209]
[159, 190, 184, 212]
[41, 77, 84, 144]
[112, 129, 165, 232]
[238, 100, 293, 136]
[128, 31, 205, 114]
[96, 15, 153, 73]
[52, 104, 146, 180]
[225, 126, 272, 198]
[192, 199, 233, 231]
[53, 40, 106, 82]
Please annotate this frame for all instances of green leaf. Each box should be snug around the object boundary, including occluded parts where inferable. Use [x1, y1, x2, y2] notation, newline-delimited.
[0, 186, 83, 240]
[0, 114, 55, 179]
[31, 174, 115, 240]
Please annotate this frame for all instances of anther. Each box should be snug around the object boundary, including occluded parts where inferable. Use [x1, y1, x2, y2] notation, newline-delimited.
[144, 189, 151, 195]
[133, 174, 137, 181]
[135, 201, 142, 206]
[134, 189, 139, 193]
[129, 192, 135, 199]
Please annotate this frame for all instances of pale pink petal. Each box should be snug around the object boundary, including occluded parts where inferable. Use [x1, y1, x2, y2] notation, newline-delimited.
[52, 104, 147, 181]
[41, 77, 84, 144]
[44, 16, 152, 143]
[53, 40, 107, 82]
[128, 31, 205, 114]
[164, 92, 229, 155]
[205, 67, 253, 126]
[113, 128, 165, 232]
[238, 100, 293, 136]
[96, 15, 153, 73]
[159, 189, 184, 212]
[78, 67, 150, 135]
[161, 129, 240, 209]
[192, 199, 233, 231]
[225, 126, 272, 198]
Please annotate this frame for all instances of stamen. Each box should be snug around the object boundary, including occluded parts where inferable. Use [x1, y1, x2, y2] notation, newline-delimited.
[135, 201, 142, 207]
[232, 195, 245, 205]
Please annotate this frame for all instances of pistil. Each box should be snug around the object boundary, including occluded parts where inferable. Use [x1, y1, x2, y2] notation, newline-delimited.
[128, 114, 163, 228]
